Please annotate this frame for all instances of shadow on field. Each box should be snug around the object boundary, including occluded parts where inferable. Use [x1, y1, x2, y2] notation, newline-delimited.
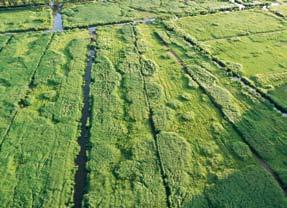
[184, 166, 287, 208]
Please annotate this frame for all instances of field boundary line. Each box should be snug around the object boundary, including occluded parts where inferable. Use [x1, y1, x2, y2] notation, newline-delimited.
[0, 35, 13, 53]
[29, 33, 55, 89]
[202, 28, 287, 42]
[0, 2, 270, 36]
[156, 32, 287, 195]
[162, 21, 287, 114]
[0, 111, 18, 151]
[0, 34, 54, 151]
[132, 25, 172, 208]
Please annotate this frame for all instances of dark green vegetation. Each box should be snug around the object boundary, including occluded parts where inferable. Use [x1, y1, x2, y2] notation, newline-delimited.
[0, 0, 85, 7]
[0, 31, 89, 207]
[1, 0, 287, 207]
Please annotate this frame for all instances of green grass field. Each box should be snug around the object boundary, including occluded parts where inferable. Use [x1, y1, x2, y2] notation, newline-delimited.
[0, 31, 89, 207]
[0, 7, 51, 32]
[0, 0, 287, 207]
[168, 8, 287, 109]
[270, 3, 287, 17]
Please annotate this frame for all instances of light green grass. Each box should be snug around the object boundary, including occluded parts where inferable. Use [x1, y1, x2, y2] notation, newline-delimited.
[0, 31, 89, 207]
[62, 0, 236, 28]
[62, 2, 155, 28]
[170, 9, 287, 111]
[161, 24, 287, 188]
[203, 30, 287, 108]
[270, 4, 287, 17]
[204, 30, 287, 77]
[135, 23, 287, 207]
[85, 25, 166, 207]
[173, 10, 286, 41]
[0, 8, 51, 32]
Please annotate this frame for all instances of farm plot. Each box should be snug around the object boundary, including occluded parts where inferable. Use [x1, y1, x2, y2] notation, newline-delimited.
[61, 0, 236, 29]
[123, 0, 235, 15]
[0, 32, 52, 140]
[0, 7, 51, 32]
[0, 30, 89, 207]
[203, 31, 287, 108]
[85, 23, 287, 207]
[172, 9, 286, 41]
[169, 9, 287, 109]
[158, 21, 287, 188]
[85, 25, 167, 207]
[62, 2, 156, 28]
[135, 23, 287, 207]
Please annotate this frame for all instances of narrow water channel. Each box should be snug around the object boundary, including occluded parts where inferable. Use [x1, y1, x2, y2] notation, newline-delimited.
[50, 1, 63, 32]
[73, 27, 96, 208]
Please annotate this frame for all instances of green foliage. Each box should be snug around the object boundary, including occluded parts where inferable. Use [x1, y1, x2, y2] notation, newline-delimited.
[1, 1, 287, 207]
[166, 100, 182, 110]
[0, 8, 51, 32]
[174, 10, 286, 41]
[205, 166, 287, 208]
[180, 111, 195, 122]
[165, 24, 287, 189]
[0, 31, 89, 207]
[86, 26, 167, 207]
[19, 97, 32, 107]
[145, 81, 163, 100]
[230, 141, 252, 161]
[141, 57, 157, 76]
[136, 23, 287, 207]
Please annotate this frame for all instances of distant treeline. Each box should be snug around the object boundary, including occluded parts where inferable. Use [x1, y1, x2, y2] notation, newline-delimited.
[0, 0, 97, 7]
[0, 0, 47, 6]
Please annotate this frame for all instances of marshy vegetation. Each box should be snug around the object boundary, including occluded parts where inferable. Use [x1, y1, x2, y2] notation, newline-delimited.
[0, 0, 287, 207]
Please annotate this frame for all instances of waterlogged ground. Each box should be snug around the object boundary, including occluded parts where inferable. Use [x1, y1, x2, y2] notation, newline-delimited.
[0, 0, 287, 208]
